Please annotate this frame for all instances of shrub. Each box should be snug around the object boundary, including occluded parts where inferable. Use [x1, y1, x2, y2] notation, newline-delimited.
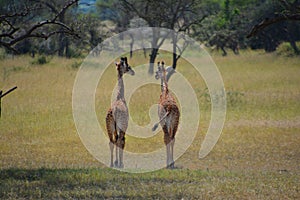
[71, 61, 83, 69]
[66, 48, 83, 58]
[32, 55, 49, 65]
[0, 48, 6, 60]
[276, 42, 300, 57]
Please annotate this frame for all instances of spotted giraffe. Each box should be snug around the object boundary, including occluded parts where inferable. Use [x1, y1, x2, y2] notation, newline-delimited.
[153, 61, 180, 169]
[106, 57, 135, 168]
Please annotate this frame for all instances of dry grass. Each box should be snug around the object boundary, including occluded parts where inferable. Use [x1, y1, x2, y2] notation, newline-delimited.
[0, 51, 299, 198]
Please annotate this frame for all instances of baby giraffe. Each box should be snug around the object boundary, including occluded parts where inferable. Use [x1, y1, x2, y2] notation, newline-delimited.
[152, 61, 180, 169]
[106, 57, 135, 168]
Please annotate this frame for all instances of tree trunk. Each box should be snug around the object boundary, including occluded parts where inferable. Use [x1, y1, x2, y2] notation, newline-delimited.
[58, 14, 66, 57]
[148, 29, 159, 74]
[129, 34, 134, 58]
[264, 35, 277, 52]
[287, 25, 300, 55]
[290, 40, 300, 55]
[65, 38, 70, 58]
[172, 32, 177, 69]
[58, 32, 65, 57]
[0, 91, 2, 118]
[149, 48, 159, 74]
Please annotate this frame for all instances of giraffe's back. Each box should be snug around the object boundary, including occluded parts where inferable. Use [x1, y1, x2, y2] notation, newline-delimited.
[159, 94, 180, 139]
[112, 99, 129, 132]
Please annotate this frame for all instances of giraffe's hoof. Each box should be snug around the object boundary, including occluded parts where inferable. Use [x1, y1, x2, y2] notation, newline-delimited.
[166, 163, 175, 169]
[114, 161, 118, 167]
[119, 163, 124, 168]
[170, 163, 175, 169]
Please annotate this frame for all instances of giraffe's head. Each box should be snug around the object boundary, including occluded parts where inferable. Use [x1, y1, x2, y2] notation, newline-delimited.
[155, 61, 174, 80]
[155, 61, 164, 80]
[115, 57, 135, 77]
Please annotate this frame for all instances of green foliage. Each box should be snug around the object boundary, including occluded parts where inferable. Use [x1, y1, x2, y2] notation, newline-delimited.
[224, 0, 231, 21]
[0, 0, 79, 56]
[31, 55, 49, 65]
[1, 0, 298, 57]
[66, 48, 83, 59]
[0, 48, 6, 60]
[96, 0, 120, 21]
[215, 17, 227, 29]
[73, 12, 106, 52]
[276, 42, 300, 57]
[71, 61, 83, 69]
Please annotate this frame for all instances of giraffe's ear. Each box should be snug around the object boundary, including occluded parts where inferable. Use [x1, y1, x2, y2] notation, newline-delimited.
[123, 57, 128, 65]
[115, 62, 120, 68]
[161, 61, 165, 71]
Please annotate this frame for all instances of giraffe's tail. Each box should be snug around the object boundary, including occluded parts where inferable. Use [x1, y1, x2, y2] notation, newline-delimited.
[152, 111, 169, 132]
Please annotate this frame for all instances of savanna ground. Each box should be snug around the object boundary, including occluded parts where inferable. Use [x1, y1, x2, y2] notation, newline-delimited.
[0, 50, 299, 199]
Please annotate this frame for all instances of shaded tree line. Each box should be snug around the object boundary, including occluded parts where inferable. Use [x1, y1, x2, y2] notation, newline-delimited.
[0, 0, 105, 57]
[0, 0, 80, 56]
[0, 0, 299, 58]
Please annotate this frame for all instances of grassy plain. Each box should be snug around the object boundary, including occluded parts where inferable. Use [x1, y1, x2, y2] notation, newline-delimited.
[0, 51, 299, 199]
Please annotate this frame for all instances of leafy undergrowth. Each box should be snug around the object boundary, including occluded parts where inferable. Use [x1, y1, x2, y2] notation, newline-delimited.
[0, 168, 299, 199]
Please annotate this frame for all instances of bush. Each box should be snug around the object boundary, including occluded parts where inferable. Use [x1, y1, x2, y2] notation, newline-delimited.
[71, 61, 83, 69]
[276, 42, 300, 57]
[66, 48, 83, 58]
[31, 55, 49, 65]
[0, 48, 9, 60]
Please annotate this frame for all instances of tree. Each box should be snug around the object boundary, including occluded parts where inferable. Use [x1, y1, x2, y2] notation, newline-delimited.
[96, 0, 133, 33]
[0, 0, 79, 54]
[74, 13, 105, 54]
[193, 0, 251, 56]
[120, 0, 208, 73]
[100, 0, 168, 73]
[247, 0, 300, 54]
[247, 0, 300, 37]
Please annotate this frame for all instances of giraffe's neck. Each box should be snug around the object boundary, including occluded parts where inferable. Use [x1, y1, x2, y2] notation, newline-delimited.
[117, 76, 125, 100]
[161, 75, 168, 96]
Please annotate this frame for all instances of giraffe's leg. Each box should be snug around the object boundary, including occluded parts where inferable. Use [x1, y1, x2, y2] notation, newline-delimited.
[106, 111, 116, 168]
[114, 134, 119, 167]
[109, 141, 114, 167]
[166, 142, 171, 168]
[163, 126, 171, 168]
[114, 147, 119, 167]
[170, 138, 175, 169]
[167, 127, 174, 169]
[118, 131, 125, 168]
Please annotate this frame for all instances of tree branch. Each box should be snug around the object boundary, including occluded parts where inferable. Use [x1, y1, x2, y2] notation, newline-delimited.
[247, 14, 300, 38]
[247, 0, 300, 38]
[0, 0, 79, 51]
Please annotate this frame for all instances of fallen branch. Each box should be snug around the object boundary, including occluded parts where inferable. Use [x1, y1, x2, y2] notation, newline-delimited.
[0, 86, 17, 118]
[0, 86, 17, 98]
[0, 0, 79, 52]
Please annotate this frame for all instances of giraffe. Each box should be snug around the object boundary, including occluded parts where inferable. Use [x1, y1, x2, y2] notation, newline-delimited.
[106, 57, 135, 168]
[152, 61, 180, 169]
